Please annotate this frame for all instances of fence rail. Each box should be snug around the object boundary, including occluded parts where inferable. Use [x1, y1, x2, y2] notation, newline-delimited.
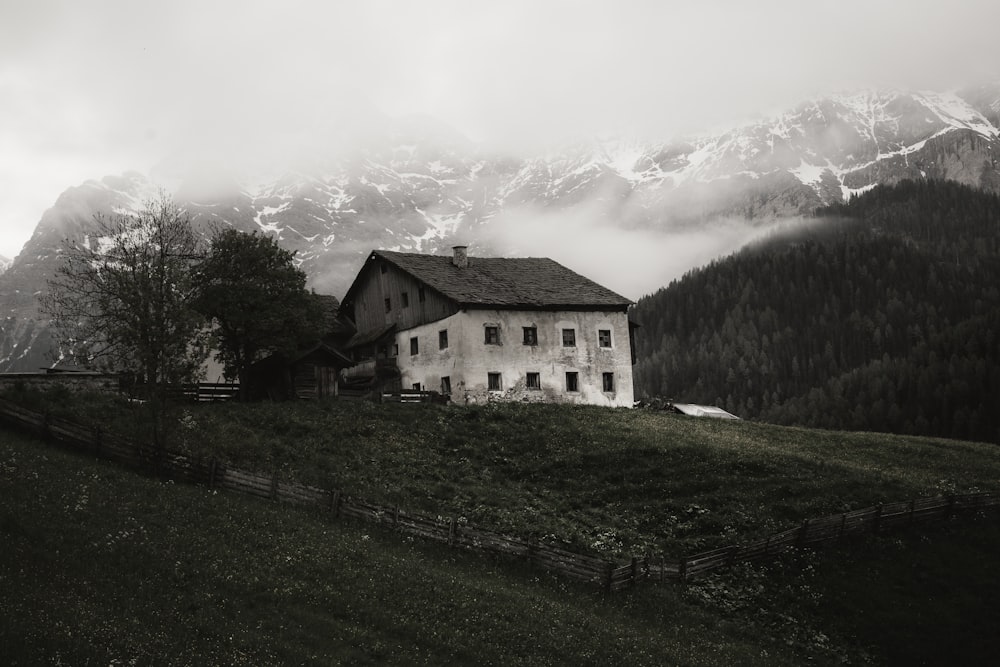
[2, 395, 997, 592]
[380, 390, 445, 404]
[124, 382, 240, 403]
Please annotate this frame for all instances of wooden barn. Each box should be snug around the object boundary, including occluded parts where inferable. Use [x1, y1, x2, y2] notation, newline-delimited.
[242, 293, 356, 400]
[246, 342, 354, 400]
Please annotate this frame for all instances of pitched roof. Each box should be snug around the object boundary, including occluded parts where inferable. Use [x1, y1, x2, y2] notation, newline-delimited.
[371, 250, 632, 310]
[344, 323, 396, 350]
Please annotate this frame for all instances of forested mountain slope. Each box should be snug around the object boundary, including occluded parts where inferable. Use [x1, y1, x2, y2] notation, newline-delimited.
[633, 180, 1000, 444]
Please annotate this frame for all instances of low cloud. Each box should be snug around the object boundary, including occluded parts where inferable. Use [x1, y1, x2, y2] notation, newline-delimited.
[480, 198, 779, 301]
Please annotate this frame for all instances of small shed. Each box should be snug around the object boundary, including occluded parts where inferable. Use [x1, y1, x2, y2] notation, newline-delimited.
[247, 342, 354, 400]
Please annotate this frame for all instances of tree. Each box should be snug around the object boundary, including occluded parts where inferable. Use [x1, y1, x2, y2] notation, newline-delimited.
[42, 194, 206, 389]
[193, 229, 324, 399]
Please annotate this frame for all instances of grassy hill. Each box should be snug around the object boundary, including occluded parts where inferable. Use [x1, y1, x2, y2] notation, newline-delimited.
[6, 386, 1000, 562]
[1, 425, 817, 665]
[4, 400, 1000, 664]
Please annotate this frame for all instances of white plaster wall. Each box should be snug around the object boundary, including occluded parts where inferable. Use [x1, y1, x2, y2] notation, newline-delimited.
[395, 309, 634, 407]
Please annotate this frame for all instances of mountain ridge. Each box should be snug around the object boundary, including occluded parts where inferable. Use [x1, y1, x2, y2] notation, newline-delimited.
[2, 84, 999, 372]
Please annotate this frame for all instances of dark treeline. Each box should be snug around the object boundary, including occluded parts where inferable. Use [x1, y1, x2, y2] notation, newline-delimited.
[633, 180, 1000, 444]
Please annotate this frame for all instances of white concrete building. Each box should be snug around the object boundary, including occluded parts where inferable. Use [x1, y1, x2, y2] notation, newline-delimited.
[339, 247, 636, 407]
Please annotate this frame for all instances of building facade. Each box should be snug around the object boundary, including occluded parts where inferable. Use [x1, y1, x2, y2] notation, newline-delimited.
[339, 247, 636, 407]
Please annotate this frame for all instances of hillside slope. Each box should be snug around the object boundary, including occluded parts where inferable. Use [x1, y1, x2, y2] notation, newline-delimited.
[0, 425, 811, 666]
[5, 404, 1000, 665]
[7, 389, 1000, 560]
[633, 180, 1000, 443]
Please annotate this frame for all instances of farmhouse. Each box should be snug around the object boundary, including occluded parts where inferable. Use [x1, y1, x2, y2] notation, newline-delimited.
[338, 247, 636, 406]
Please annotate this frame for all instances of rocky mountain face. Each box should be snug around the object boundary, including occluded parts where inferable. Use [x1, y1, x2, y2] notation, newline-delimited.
[2, 85, 999, 372]
[0, 255, 10, 276]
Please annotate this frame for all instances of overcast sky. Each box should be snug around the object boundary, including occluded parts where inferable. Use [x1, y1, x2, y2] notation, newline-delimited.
[2, 0, 998, 259]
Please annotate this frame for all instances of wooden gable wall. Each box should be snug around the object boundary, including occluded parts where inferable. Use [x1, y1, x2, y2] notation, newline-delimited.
[352, 258, 457, 333]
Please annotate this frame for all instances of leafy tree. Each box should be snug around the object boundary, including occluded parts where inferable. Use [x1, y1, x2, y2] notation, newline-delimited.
[41, 194, 207, 454]
[193, 229, 324, 399]
[42, 194, 206, 389]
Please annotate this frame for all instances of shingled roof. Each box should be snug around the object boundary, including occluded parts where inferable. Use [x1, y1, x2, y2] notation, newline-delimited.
[370, 250, 632, 310]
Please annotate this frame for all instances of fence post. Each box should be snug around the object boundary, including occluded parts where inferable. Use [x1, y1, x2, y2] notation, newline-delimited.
[797, 518, 811, 547]
[726, 545, 739, 567]
[448, 518, 457, 547]
[947, 495, 957, 519]
[605, 561, 615, 592]
[208, 459, 218, 488]
[839, 513, 847, 540]
[42, 412, 51, 441]
[330, 490, 342, 517]
[92, 426, 102, 455]
[873, 503, 883, 534]
[679, 556, 688, 583]
[909, 499, 916, 525]
[526, 538, 538, 563]
[630, 557, 640, 588]
[270, 472, 280, 501]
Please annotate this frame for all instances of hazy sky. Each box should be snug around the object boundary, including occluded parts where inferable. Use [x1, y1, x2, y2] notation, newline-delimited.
[2, 0, 998, 259]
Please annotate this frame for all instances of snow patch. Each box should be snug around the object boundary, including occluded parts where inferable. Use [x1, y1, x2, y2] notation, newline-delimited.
[412, 208, 463, 251]
[917, 90, 999, 138]
[254, 201, 292, 234]
[843, 182, 878, 201]
[788, 160, 828, 185]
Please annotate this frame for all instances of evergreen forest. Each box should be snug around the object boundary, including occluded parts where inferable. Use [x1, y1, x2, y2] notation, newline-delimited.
[633, 180, 1000, 444]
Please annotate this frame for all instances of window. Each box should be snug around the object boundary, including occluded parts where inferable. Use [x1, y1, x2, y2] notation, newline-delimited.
[485, 326, 500, 345]
[565, 371, 579, 392]
[439, 330, 449, 349]
[526, 372, 541, 390]
[384, 297, 391, 313]
[602, 372, 615, 392]
[418, 287, 426, 302]
[410, 336, 419, 355]
[598, 329, 612, 348]
[562, 328, 576, 347]
[412, 382, 421, 391]
[523, 326, 538, 346]
[401, 291, 409, 307]
[392, 343, 399, 357]
[441, 376, 451, 395]
[488, 372, 502, 391]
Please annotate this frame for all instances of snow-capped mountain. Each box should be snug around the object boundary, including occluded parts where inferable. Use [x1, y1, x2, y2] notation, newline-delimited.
[2, 84, 999, 372]
[0, 255, 10, 276]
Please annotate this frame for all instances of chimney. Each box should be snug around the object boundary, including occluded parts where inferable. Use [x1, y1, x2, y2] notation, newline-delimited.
[452, 245, 468, 268]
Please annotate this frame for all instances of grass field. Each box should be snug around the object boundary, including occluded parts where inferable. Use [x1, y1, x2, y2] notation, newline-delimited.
[1, 426, 817, 666]
[4, 393, 1000, 664]
[8, 386, 1000, 559]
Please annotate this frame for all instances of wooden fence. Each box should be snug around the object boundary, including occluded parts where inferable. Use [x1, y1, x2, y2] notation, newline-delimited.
[123, 382, 240, 403]
[380, 390, 445, 404]
[166, 383, 240, 403]
[1, 395, 997, 593]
